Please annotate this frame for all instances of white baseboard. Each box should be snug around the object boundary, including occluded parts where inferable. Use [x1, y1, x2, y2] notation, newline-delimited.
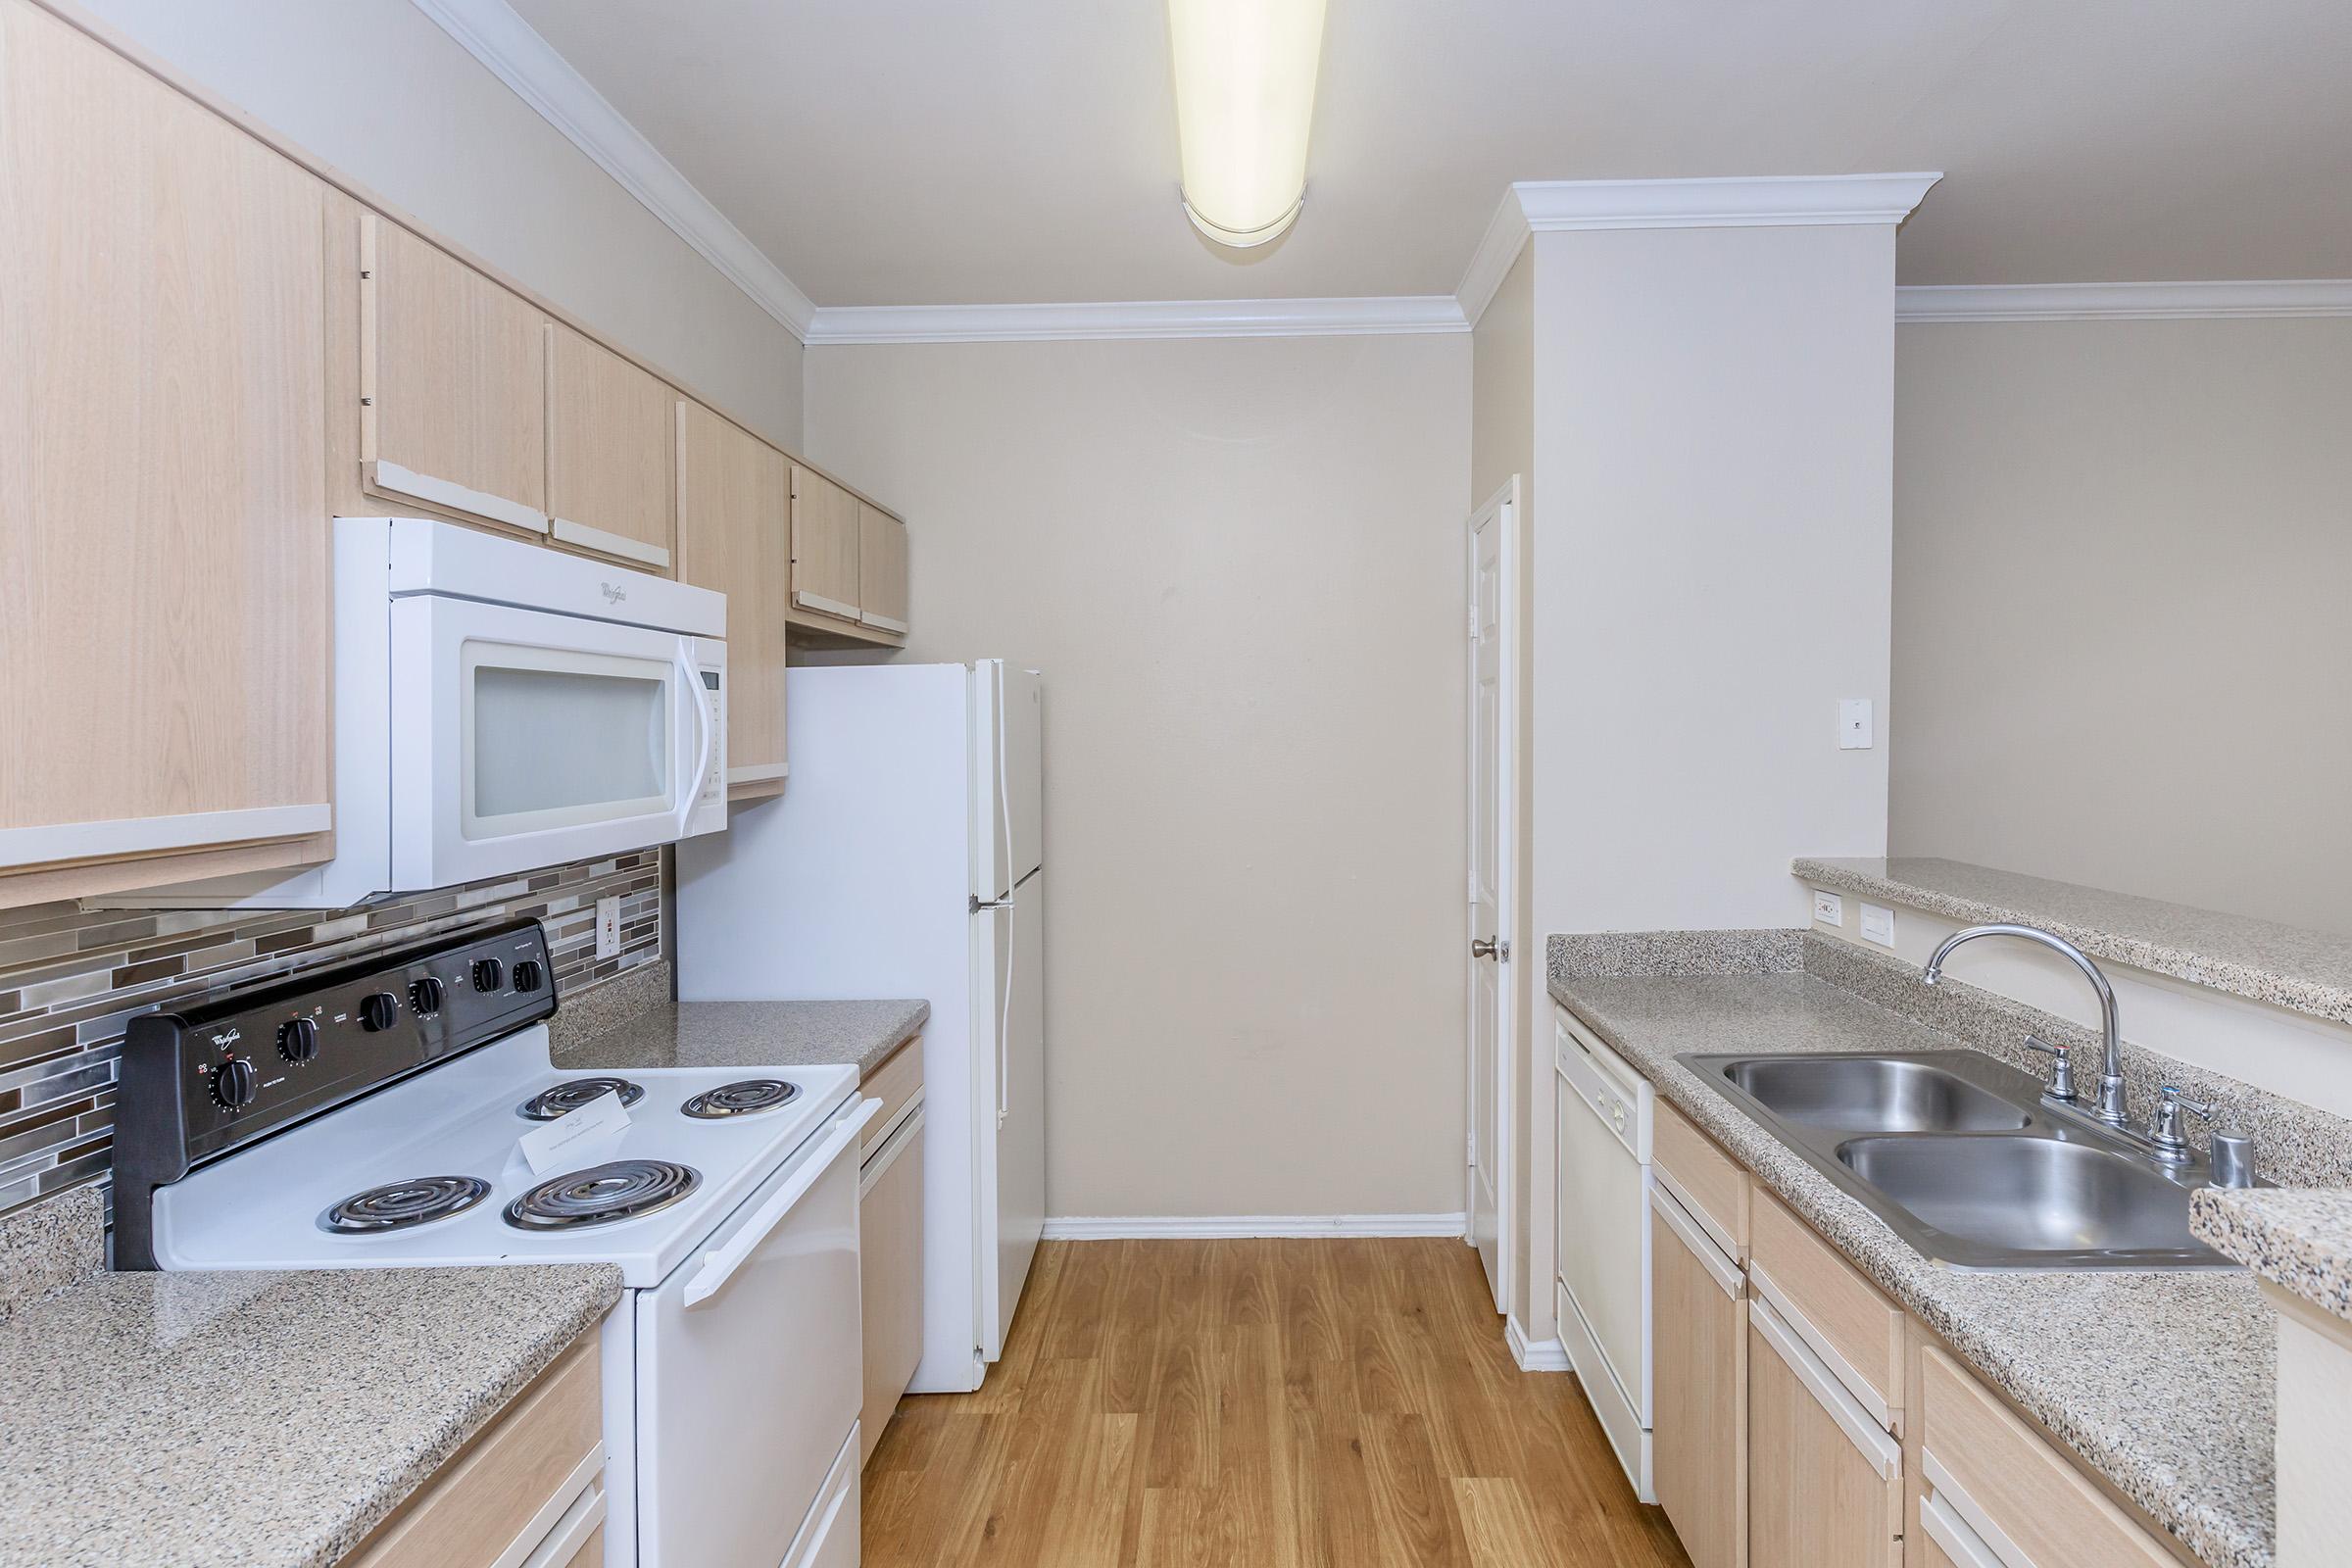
[1507, 1315, 1573, 1372]
[1041, 1212, 1467, 1241]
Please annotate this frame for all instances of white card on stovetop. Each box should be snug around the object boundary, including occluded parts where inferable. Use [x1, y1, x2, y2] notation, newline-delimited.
[517, 1090, 632, 1176]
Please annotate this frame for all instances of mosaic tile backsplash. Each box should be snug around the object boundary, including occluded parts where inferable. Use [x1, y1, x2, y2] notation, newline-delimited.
[0, 850, 665, 1221]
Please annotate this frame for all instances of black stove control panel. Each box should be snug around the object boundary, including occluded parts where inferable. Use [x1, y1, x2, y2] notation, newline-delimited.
[114, 918, 558, 1270]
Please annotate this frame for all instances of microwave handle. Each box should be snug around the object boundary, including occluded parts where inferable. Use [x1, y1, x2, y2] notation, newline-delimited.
[673, 641, 715, 834]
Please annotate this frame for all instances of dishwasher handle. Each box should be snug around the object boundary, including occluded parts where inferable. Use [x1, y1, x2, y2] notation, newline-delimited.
[1556, 1025, 1639, 1157]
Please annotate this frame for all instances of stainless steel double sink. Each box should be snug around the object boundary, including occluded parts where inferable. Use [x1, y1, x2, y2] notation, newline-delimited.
[1679, 1050, 2234, 1270]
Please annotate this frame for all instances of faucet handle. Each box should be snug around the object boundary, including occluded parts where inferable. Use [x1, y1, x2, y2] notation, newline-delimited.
[2148, 1085, 2192, 1156]
[2023, 1035, 2077, 1102]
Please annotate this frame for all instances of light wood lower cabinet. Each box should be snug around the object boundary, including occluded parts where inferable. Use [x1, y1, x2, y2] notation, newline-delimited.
[1748, 1297, 1902, 1568]
[1651, 1186, 1747, 1568]
[342, 1332, 604, 1568]
[0, 0, 333, 906]
[1914, 1347, 2175, 1568]
[858, 1104, 924, 1465]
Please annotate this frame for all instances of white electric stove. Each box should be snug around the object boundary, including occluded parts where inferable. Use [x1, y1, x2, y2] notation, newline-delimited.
[115, 920, 873, 1568]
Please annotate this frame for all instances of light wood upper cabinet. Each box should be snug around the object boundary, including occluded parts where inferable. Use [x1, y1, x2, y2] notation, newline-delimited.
[0, 0, 333, 905]
[1651, 1191, 1747, 1568]
[789, 464, 863, 623]
[675, 401, 789, 798]
[361, 214, 548, 533]
[548, 323, 674, 571]
[858, 502, 909, 635]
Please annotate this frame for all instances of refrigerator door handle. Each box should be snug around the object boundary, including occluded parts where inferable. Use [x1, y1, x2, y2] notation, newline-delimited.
[971, 895, 1010, 912]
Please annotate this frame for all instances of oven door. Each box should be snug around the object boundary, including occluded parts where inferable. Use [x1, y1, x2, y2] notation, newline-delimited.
[633, 1097, 876, 1568]
[387, 594, 722, 890]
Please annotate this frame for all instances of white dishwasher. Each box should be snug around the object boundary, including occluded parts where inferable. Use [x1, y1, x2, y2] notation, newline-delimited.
[1554, 1005, 1655, 1500]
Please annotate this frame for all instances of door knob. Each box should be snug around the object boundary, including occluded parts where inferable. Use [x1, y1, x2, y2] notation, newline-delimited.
[1471, 937, 1509, 961]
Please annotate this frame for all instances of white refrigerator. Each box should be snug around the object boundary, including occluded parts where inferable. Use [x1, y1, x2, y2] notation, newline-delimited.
[676, 661, 1045, 1393]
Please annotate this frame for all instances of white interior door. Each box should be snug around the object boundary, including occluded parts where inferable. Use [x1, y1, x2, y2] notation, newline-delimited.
[1466, 478, 1519, 1310]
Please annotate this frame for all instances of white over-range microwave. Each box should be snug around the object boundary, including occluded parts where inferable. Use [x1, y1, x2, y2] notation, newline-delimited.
[138, 517, 726, 909]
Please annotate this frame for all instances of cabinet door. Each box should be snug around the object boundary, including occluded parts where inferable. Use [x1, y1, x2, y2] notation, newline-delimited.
[0, 0, 332, 899]
[548, 323, 674, 571]
[858, 1108, 925, 1464]
[856, 502, 908, 635]
[1652, 1191, 1746, 1568]
[676, 402, 789, 797]
[362, 214, 547, 533]
[1749, 1299, 1901, 1568]
[789, 464, 862, 623]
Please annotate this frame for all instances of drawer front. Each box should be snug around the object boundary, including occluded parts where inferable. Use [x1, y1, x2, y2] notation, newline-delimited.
[1748, 1192, 1902, 1427]
[347, 1334, 602, 1568]
[1654, 1098, 1749, 1259]
[1919, 1348, 2176, 1568]
[861, 1033, 923, 1158]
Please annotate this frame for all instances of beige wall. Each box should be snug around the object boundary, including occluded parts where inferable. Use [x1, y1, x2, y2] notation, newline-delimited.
[1530, 223, 1896, 937]
[78, 0, 803, 446]
[804, 334, 1471, 1220]
[1891, 318, 2352, 937]
[1500, 221, 1902, 1335]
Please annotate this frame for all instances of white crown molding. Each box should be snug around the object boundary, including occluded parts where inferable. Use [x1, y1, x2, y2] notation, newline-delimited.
[1896, 279, 2352, 322]
[804, 295, 1469, 345]
[1453, 192, 1536, 333]
[1456, 172, 1944, 327]
[410, 0, 818, 341]
[1040, 1212, 1467, 1241]
[1506, 1316, 1572, 1373]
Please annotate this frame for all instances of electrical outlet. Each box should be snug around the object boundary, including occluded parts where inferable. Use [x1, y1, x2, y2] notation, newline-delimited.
[1839, 699, 1874, 750]
[1812, 890, 1844, 926]
[596, 896, 620, 960]
[1860, 903, 1896, 947]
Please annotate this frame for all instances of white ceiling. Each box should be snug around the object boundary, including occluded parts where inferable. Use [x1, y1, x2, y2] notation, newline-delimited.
[507, 0, 2352, 307]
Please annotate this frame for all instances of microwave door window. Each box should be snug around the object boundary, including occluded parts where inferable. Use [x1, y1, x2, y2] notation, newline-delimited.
[464, 645, 674, 838]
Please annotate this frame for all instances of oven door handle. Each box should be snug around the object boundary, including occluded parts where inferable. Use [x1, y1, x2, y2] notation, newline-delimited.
[672, 640, 715, 838]
[684, 1097, 880, 1309]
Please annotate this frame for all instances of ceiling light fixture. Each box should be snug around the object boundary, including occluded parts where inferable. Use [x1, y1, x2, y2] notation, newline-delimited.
[1165, 0, 1327, 249]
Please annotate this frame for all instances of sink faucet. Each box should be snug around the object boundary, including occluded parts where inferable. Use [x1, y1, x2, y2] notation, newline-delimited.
[1921, 923, 2130, 1129]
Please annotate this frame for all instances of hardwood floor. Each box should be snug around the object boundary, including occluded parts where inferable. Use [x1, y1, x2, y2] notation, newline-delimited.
[863, 1237, 1692, 1567]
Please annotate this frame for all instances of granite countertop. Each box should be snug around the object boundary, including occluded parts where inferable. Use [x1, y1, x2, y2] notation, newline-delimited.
[2193, 1187, 2352, 1325]
[555, 997, 930, 1080]
[1547, 963, 2277, 1568]
[0, 1187, 620, 1568]
[1794, 855, 2352, 1029]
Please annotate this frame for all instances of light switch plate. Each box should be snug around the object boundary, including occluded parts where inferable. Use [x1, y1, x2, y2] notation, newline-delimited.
[595, 895, 620, 960]
[1812, 890, 1844, 926]
[1839, 699, 1874, 750]
[1860, 903, 1896, 947]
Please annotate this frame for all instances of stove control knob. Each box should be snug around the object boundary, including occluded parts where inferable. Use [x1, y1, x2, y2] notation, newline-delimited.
[359, 992, 401, 1032]
[470, 957, 504, 993]
[276, 1017, 319, 1063]
[409, 976, 445, 1016]
[511, 959, 545, 995]
[210, 1056, 259, 1110]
